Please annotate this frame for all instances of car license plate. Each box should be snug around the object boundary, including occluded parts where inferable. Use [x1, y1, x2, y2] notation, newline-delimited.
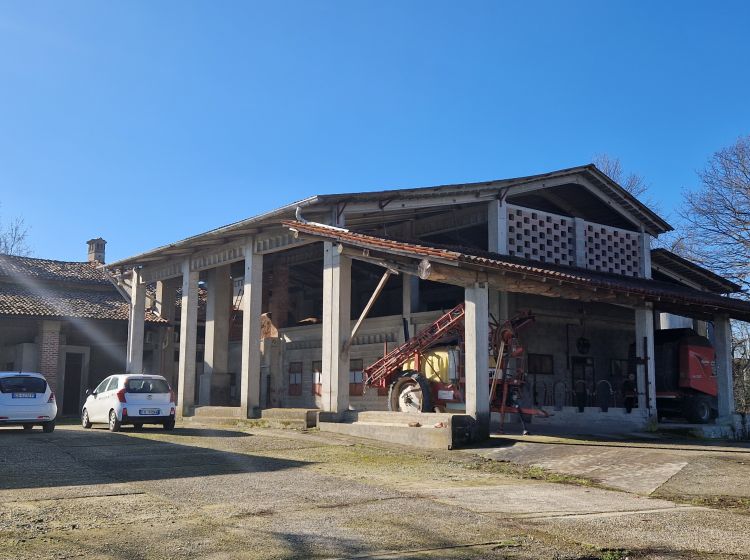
[12, 393, 35, 399]
[139, 408, 159, 415]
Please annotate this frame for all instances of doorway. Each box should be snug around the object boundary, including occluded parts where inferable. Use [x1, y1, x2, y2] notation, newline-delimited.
[62, 352, 84, 416]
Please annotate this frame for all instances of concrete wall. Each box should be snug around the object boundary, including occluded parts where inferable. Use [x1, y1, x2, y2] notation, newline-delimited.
[264, 293, 646, 431]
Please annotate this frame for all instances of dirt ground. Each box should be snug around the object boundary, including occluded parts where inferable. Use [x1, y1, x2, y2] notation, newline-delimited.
[1, 423, 749, 560]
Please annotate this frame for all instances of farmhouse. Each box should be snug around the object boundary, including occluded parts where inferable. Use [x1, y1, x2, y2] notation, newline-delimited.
[0, 240, 165, 415]
[106, 165, 750, 441]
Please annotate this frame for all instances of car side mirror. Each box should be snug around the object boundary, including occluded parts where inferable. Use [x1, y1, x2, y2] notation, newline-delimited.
[85, 389, 91, 396]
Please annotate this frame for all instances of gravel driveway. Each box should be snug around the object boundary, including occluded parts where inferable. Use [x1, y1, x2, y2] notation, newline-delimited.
[1, 423, 748, 559]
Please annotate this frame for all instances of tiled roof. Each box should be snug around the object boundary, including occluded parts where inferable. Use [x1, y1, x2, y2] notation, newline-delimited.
[0, 282, 162, 322]
[651, 248, 741, 294]
[0, 254, 164, 323]
[284, 220, 750, 322]
[0, 254, 110, 285]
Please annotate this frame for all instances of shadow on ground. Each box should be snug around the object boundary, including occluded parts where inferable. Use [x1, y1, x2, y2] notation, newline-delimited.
[0, 427, 307, 491]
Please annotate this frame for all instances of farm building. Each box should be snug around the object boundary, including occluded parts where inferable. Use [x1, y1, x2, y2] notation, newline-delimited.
[106, 165, 750, 441]
[0, 240, 166, 416]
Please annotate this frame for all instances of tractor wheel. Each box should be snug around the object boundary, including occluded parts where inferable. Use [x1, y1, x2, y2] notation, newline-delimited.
[685, 396, 713, 424]
[387, 371, 433, 413]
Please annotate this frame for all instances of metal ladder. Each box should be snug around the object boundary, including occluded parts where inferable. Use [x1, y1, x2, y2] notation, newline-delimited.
[362, 303, 466, 388]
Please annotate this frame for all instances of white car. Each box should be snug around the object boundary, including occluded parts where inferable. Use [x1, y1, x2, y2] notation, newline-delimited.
[0, 372, 57, 432]
[81, 374, 176, 432]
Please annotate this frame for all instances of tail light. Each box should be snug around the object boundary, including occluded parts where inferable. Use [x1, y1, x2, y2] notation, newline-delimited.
[116, 388, 127, 403]
[47, 392, 55, 403]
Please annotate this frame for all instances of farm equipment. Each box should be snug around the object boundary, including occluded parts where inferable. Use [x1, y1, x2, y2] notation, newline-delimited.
[362, 303, 547, 430]
[649, 328, 718, 423]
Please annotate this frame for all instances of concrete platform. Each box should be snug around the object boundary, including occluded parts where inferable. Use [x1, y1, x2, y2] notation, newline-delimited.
[189, 406, 244, 419]
[319, 410, 475, 449]
[261, 408, 318, 429]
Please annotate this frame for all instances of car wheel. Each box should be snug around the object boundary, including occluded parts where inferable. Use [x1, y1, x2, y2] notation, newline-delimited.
[108, 410, 121, 432]
[81, 409, 92, 429]
[42, 421, 55, 433]
[163, 419, 175, 431]
[22, 424, 33, 431]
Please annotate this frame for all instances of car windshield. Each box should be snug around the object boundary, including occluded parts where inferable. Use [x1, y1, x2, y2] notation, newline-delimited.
[0, 376, 47, 394]
[125, 378, 170, 394]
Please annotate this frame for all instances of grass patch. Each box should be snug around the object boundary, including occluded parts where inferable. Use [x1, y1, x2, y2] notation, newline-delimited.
[465, 457, 601, 487]
[654, 493, 750, 515]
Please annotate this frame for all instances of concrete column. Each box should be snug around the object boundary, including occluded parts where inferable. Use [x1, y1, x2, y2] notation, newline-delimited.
[399, 274, 420, 342]
[487, 199, 508, 255]
[635, 306, 656, 414]
[202, 265, 231, 405]
[38, 320, 61, 394]
[321, 242, 351, 414]
[465, 282, 490, 439]
[714, 314, 735, 420]
[574, 218, 587, 268]
[126, 268, 146, 374]
[177, 261, 199, 417]
[240, 239, 263, 418]
[155, 279, 178, 387]
[639, 231, 652, 279]
[488, 200, 509, 323]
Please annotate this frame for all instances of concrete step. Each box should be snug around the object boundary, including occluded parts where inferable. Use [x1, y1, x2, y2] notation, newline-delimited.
[191, 406, 244, 419]
[320, 420, 455, 450]
[343, 410, 459, 426]
[320, 412, 476, 450]
[261, 408, 318, 429]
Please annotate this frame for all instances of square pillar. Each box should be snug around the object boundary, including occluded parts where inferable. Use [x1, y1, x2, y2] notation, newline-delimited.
[465, 282, 490, 439]
[635, 306, 656, 414]
[202, 264, 232, 405]
[126, 268, 146, 374]
[574, 217, 587, 268]
[240, 239, 263, 418]
[399, 275, 420, 343]
[155, 279, 178, 387]
[321, 242, 351, 414]
[488, 200, 509, 322]
[714, 314, 735, 421]
[639, 231, 652, 279]
[177, 261, 199, 417]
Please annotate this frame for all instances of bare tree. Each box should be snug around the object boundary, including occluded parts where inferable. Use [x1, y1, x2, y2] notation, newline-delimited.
[0, 214, 31, 256]
[680, 135, 750, 293]
[592, 153, 649, 199]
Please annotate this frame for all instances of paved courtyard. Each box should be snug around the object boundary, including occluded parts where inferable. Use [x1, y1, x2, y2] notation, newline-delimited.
[1, 423, 749, 559]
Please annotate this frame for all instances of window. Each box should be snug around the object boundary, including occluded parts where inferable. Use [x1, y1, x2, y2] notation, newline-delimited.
[105, 377, 119, 392]
[288, 362, 302, 396]
[0, 376, 46, 394]
[349, 359, 364, 396]
[527, 354, 554, 375]
[94, 377, 110, 394]
[126, 378, 170, 394]
[312, 360, 322, 396]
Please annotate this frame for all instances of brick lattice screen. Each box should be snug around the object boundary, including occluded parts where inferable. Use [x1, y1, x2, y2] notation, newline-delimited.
[506, 205, 575, 266]
[585, 224, 641, 277]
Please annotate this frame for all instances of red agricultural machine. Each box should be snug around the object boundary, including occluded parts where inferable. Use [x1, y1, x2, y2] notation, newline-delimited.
[362, 303, 546, 432]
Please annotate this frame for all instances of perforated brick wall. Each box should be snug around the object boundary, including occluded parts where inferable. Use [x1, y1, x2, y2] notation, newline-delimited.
[585, 224, 641, 277]
[506, 205, 575, 266]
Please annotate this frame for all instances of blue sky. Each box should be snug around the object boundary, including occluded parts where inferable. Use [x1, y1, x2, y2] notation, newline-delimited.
[1, 1, 748, 263]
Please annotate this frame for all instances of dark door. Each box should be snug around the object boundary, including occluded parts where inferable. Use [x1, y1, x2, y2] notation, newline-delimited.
[571, 356, 595, 410]
[62, 353, 84, 416]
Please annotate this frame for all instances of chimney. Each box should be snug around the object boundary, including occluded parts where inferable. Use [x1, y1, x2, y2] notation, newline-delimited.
[87, 238, 106, 264]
